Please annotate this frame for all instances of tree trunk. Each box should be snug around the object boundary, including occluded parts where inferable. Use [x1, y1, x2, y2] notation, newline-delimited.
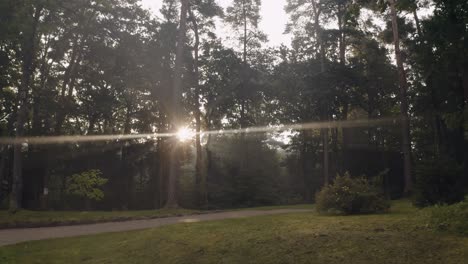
[243, 0, 248, 65]
[188, 7, 207, 206]
[321, 128, 330, 185]
[165, 0, 189, 209]
[412, 9, 422, 39]
[300, 132, 311, 201]
[205, 132, 213, 184]
[10, 5, 43, 211]
[463, 67, 468, 103]
[120, 103, 133, 209]
[1, 113, 15, 201]
[337, 5, 346, 66]
[337, 4, 349, 176]
[85, 198, 91, 211]
[0, 146, 9, 199]
[312, 0, 329, 185]
[389, 0, 412, 194]
[40, 163, 49, 210]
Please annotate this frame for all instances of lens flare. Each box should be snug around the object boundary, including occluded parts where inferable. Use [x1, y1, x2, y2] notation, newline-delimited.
[176, 127, 195, 142]
[0, 117, 400, 146]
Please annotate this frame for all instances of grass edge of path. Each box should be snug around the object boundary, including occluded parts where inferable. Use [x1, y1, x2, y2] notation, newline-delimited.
[0, 204, 313, 229]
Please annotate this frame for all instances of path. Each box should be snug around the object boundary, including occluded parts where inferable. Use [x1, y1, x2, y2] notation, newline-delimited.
[0, 209, 312, 246]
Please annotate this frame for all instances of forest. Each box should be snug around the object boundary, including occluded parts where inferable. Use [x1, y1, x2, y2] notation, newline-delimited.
[0, 0, 467, 212]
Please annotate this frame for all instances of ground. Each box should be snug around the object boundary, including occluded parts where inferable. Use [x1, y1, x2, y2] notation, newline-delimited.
[0, 208, 200, 229]
[0, 204, 313, 229]
[1, 201, 467, 264]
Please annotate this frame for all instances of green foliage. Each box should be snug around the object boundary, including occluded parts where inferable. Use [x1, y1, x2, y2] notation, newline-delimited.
[207, 135, 285, 207]
[443, 112, 464, 131]
[225, 0, 266, 59]
[428, 198, 468, 236]
[66, 170, 108, 202]
[225, 0, 261, 26]
[315, 172, 390, 215]
[0, 0, 466, 213]
[413, 157, 465, 207]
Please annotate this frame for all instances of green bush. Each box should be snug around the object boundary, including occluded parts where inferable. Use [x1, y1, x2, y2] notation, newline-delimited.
[428, 197, 468, 236]
[66, 169, 108, 202]
[413, 156, 465, 207]
[315, 172, 390, 215]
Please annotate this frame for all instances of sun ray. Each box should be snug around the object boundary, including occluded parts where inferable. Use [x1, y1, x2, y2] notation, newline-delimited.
[0, 117, 400, 146]
[176, 127, 195, 142]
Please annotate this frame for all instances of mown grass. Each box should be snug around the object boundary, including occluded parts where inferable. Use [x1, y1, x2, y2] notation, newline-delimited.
[0, 204, 312, 229]
[1, 201, 467, 264]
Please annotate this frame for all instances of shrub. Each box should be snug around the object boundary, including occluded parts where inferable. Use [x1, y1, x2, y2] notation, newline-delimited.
[428, 197, 468, 236]
[66, 170, 108, 203]
[315, 172, 390, 215]
[413, 156, 465, 207]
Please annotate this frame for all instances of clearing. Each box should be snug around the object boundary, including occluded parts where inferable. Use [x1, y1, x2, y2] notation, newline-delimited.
[0, 201, 467, 264]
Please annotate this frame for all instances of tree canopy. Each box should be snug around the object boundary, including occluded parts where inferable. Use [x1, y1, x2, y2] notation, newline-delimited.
[0, 0, 466, 210]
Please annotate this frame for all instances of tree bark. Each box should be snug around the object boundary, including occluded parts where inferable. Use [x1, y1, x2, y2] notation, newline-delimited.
[300, 132, 311, 201]
[10, 4, 43, 211]
[243, 0, 248, 65]
[0, 146, 9, 200]
[121, 103, 133, 209]
[388, 0, 412, 194]
[188, 7, 207, 206]
[412, 9, 422, 39]
[165, 0, 189, 208]
[337, 4, 346, 66]
[312, 0, 329, 185]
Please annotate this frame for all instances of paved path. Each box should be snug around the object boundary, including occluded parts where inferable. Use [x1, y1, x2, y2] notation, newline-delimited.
[0, 209, 312, 246]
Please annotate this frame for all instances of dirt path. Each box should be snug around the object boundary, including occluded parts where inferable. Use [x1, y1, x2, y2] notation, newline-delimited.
[0, 209, 312, 246]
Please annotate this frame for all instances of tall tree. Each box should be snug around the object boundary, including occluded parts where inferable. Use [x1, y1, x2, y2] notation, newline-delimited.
[187, 0, 222, 206]
[225, 0, 266, 128]
[286, 0, 331, 185]
[387, 0, 412, 194]
[224, 0, 266, 182]
[166, 0, 189, 208]
[10, 2, 44, 210]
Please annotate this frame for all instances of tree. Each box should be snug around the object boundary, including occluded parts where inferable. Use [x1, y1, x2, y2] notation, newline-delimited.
[0, 0, 176, 210]
[165, 0, 189, 209]
[66, 169, 108, 210]
[225, 0, 266, 128]
[387, 0, 412, 194]
[10, 1, 44, 211]
[0, 0, 464, 211]
[286, 0, 332, 185]
[187, 0, 223, 206]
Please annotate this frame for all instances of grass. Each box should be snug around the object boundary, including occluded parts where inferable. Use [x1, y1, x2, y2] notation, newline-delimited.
[235, 203, 314, 211]
[426, 199, 468, 236]
[1, 201, 468, 264]
[0, 208, 200, 229]
[0, 204, 311, 229]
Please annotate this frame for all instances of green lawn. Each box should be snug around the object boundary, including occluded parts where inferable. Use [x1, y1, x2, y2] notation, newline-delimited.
[0, 204, 312, 229]
[1, 201, 467, 264]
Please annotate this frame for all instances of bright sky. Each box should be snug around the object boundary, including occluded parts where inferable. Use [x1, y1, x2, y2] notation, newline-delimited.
[140, 0, 291, 47]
